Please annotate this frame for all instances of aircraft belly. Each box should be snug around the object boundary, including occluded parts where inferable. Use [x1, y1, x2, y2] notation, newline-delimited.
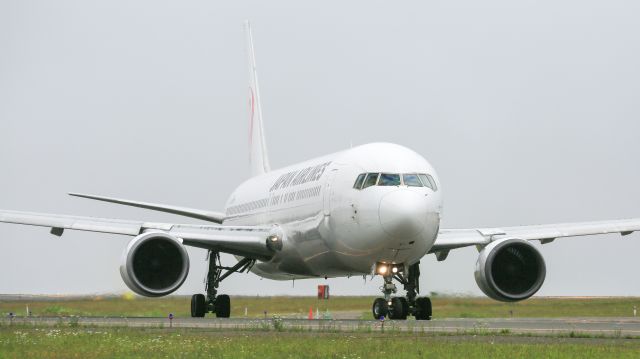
[226, 203, 438, 279]
[258, 212, 373, 278]
[247, 214, 438, 279]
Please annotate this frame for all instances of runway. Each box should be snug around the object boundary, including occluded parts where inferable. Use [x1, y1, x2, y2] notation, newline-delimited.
[3, 316, 640, 337]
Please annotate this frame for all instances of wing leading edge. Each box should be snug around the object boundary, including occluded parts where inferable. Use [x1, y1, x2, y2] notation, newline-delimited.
[68, 193, 225, 223]
[432, 218, 640, 259]
[0, 209, 272, 259]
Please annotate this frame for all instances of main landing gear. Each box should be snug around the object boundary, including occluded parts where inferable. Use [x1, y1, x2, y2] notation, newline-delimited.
[191, 251, 255, 318]
[371, 261, 432, 320]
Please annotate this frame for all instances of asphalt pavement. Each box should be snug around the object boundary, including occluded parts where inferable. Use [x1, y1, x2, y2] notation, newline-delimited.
[3, 316, 640, 337]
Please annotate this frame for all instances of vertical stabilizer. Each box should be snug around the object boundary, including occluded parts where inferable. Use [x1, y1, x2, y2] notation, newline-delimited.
[245, 21, 271, 176]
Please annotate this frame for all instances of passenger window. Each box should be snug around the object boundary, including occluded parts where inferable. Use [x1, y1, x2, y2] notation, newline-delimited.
[418, 174, 438, 191]
[362, 173, 379, 189]
[378, 173, 401, 186]
[353, 173, 366, 189]
[403, 174, 422, 187]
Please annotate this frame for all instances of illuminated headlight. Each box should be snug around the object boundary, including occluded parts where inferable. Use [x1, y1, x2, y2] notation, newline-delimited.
[266, 235, 283, 251]
[391, 264, 404, 274]
[376, 263, 389, 275]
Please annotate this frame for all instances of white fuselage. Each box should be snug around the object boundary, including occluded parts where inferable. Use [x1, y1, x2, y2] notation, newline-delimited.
[223, 143, 443, 280]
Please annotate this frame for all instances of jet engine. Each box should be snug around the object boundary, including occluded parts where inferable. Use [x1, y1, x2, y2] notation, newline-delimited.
[120, 232, 190, 297]
[474, 238, 546, 302]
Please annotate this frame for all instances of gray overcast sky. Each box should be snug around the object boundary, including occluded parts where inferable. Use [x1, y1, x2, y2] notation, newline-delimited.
[1, 0, 640, 297]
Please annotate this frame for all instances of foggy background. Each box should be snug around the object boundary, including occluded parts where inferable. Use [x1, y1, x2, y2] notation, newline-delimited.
[1, 0, 640, 297]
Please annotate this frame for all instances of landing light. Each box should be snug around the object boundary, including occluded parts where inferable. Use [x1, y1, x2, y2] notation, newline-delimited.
[391, 266, 398, 274]
[375, 263, 389, 275]
[266, 235, 283, 251]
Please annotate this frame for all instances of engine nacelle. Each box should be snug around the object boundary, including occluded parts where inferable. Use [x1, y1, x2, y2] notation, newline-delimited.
[474, 238, 546, 302]
[120, 232, 190, 297]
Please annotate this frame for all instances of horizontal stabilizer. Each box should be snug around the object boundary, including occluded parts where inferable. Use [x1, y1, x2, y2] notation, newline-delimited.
[68, 193, 225, 224]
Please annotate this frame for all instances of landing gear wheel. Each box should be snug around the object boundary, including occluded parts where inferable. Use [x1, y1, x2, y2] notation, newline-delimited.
[414, 297, 432, 320]
[389, 297, 409, 320]
[191, 294, 206, 318]
[196, 252, 255, 319]
[215, 294, 231, 318]
[372, 298, 389, 320]
[388, 297, 408, 320]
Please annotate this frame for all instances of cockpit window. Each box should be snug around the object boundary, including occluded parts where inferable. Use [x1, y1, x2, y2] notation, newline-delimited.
[418, 174, 437, 191]
[426, 174, 438, 191]
[353, 173, 366, 189]
[418, 174, 432, 189]
[354, 172, 437, 190]
[378, 173, 401, 186]
[362, 173, 379, 189]
[403, 174, 422, 187]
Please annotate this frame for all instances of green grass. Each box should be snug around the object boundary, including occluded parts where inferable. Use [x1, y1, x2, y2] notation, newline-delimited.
[1, 296, 639, 319]
[1, 326, 639, 359]
[433, 296, 640, 318]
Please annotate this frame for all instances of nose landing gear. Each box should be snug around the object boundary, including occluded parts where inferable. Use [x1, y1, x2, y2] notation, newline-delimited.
[371, 261, 432, 320]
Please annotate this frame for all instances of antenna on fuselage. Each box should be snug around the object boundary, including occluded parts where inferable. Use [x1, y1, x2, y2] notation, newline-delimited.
[245, 20, 271, 176]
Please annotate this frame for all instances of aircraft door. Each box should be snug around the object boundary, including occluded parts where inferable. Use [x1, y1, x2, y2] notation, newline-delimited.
[322, 165, 341, 216]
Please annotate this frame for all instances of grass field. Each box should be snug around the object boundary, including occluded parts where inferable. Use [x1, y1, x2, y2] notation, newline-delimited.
[1, 295, 639, 319]
[1, 326, 640, 359]
[3, 296, 639, 358]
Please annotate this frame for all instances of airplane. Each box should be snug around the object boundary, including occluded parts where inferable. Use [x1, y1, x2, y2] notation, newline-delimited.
[2, 21, 640, 320]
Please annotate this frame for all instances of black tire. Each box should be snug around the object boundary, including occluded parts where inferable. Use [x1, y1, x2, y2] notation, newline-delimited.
[191, 294, 206, 318]
[372, 298, 389, 320]
[414, 297, 432, 320]
[215, 294, 231, 318]
[389, 297, 409, 320]
[398, 297, 409, 319]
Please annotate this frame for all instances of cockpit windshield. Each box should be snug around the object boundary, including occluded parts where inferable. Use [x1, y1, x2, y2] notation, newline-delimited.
[353, 173, 366, 189]
[353, 172, 438, 190]
[418, 174, 437, 191]
[362, 173, 379, 189]
[402, 174, 422, 187]
[378, 173, 401, 186]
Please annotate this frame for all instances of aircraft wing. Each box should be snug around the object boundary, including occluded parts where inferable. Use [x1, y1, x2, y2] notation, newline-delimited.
[0, 210, 274, 259]
[431, 218, 640, 260]
[68, 192, 225, 223]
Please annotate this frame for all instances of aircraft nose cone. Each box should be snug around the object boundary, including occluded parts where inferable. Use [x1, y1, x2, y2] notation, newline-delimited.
[378, 190, 428, 238]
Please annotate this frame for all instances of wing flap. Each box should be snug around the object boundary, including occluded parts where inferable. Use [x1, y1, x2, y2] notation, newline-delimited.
[433, 218, 640, 253]
[0, 210, 142, 236]
[68, 193, 225, 223]
[0, 209, 272, 259]
[169, 224, 272, 258]
[430, 229, 489, 252]
[495, 219, 640, 241]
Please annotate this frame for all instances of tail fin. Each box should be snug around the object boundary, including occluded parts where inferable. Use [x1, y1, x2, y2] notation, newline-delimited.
[245, 21, 271, 176]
